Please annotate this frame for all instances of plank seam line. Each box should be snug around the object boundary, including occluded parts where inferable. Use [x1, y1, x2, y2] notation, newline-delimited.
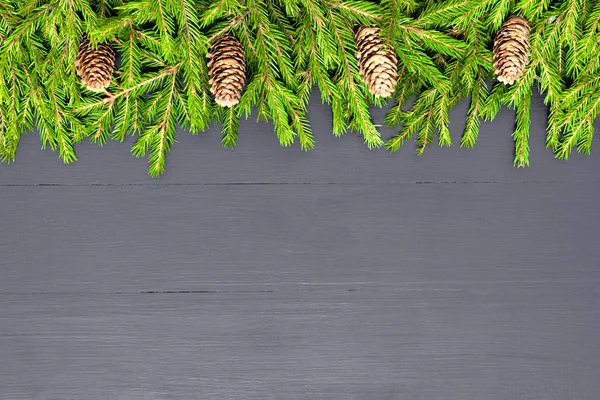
[0, 180, 597, 187]
[0, 290, 278, 295]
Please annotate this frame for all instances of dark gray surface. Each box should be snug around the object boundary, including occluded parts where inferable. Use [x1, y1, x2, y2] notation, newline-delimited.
[1, 91, 599, 400]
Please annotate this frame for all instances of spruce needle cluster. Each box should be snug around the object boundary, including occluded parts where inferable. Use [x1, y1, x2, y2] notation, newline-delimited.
[0, 0, 598, 176]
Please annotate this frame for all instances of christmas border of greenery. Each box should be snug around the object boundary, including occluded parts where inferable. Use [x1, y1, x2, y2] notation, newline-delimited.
[0, 0, 598, 176]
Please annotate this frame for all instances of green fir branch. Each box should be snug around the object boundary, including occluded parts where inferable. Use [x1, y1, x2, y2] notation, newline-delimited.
[1, 0, 599, 176]
[513, 85, 531, 167]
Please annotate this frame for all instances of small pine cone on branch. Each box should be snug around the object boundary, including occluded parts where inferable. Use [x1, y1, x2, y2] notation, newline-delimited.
[355, 26, 398, 98]
[493, 16, 531, 85]
[75, 35, 115, 92]
[207, 34, 246, 108]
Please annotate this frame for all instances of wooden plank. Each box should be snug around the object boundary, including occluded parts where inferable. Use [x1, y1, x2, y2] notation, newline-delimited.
[1, 282, 599, 399]
[1, 184, 598, 294]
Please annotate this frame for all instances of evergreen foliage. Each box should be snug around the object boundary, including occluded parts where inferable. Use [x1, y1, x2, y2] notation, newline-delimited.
[0, 0, 598, 176]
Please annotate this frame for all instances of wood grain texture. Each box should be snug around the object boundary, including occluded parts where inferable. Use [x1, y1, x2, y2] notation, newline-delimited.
[0, 90, 599, 400]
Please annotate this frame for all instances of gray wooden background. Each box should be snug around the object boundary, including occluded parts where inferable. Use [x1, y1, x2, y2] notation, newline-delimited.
[1, 91, 599, 400]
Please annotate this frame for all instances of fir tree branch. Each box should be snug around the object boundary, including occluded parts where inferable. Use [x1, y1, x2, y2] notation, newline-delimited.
[516, 0, 552, 20]
[1, 0, 599, 175]
[325, 0, 386, 22]
[513, 85, 531, 167]
[461, 75, 488, 148]
[416, 0, 475, 28]
[386, 87, 437, 153]
[486, 0, 515, 32]
[131, 67, 178, 176]
[400, 24, 468, 58]
[112, 94, 142, 141]
[384, 65, 422, 128]
[220, 105, 239, 148]
[76, 64, 180, 112]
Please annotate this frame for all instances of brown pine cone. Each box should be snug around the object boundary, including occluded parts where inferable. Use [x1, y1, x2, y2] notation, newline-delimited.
[355, 26, 398, 98]
[207, 34, 246, 108]
[75, 35, 115, 92]
[493, 16, 531, 85]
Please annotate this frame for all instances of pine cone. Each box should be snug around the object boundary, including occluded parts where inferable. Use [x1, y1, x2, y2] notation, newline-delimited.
[207, 34, 246, 108]
[355, 26, 398, 98]
[75, 36, 115, 92]
[493, 16, 531, 85]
